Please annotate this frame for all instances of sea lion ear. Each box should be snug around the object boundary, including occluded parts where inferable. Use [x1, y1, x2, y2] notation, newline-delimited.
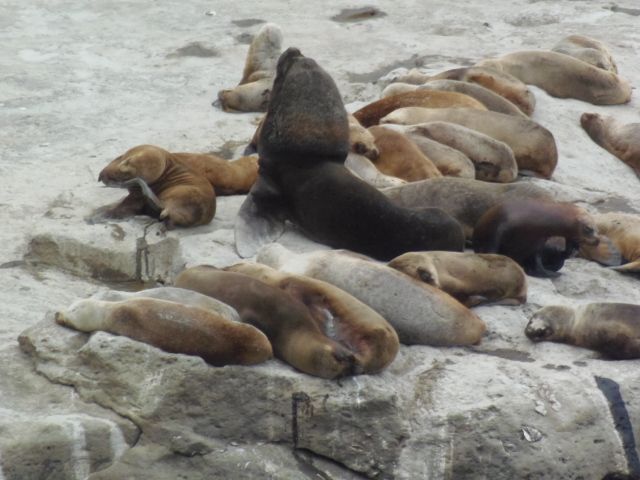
[235, 175, 287, 258]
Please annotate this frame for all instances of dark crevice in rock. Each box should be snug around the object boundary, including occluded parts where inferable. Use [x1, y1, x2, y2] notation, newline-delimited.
[292, 448, 371, 480]
[595, 376, 640, 477]
[291, 391, 314, 448]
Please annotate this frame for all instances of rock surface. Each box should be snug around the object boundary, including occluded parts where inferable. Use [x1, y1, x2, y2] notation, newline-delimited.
[3, 0, 640, 479]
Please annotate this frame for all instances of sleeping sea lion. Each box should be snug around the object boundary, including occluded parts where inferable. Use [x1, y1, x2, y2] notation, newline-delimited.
[257, 243, 486, 347]
[577, 213, 640, 272]
[551, 35, 618, 73]
[526, 303, 640, 359]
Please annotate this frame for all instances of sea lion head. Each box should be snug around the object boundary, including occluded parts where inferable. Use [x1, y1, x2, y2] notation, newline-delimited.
[98, 145, 168, 186]
[571, 207, 599, 247]
[55, 299, 106, 332]
[525, 305, 575, 342]
[257, 47, 350, 168]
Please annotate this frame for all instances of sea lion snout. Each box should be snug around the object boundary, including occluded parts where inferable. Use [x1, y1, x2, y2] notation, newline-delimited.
[524, 316, 553, 341]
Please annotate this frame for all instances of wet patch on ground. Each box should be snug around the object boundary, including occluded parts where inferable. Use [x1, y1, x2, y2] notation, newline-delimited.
[232, 19, 266, 27]
[470, 348, 536, 362]
[331, 7, 387, 23]
[167, 42, 218, 59]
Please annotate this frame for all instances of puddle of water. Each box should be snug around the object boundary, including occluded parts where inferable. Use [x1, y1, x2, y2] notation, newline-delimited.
[232, 19, 266, 27]
[331, 7, 387, 22]
[591, 196, 640, 214]
[471, 348, 535, 362]
[167, 42, 218, 59]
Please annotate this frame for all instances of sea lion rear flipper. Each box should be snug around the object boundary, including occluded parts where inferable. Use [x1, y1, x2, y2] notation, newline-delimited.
[123, 178, 163, 215]
[610, 261, 640, 274]
[235, 175, 287, 258]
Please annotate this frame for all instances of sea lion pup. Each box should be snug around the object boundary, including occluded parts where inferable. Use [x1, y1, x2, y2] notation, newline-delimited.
[90, 286, 241, 322]
[525, 303, 640, 360]
[381, 107, 558, 179]
[381, 124, 475, 179]
[475, 51, 631, 105]
[217, 23, 283, 112]
[95, 145, 216, 229]
[344, 153, 407, 188]
[367, 125, 442, 181]
[224, 262, 399, 373]
[551, 35, 618, 73]
[235, 47, 465, 260]
[577, 213, 640, 272]
[381, 177, 553, 241]
[472, 200, 599, 277]
[175, 265, 362, 379]
[56, 298, 273, 367]
[417, 80, 528, 118]
[352, 90, 488, 128]
[427, 66, 536, 116]
[580, 113, 640, 178]
[382, 122, 518, 183]
[257, 244, 486, 347]
[387, 252, 527, 307]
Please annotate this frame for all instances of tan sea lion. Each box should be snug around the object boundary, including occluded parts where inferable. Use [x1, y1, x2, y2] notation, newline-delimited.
[551, 35, 618, 73]
[367, 125, 442, 181]
[348, 112, 379, 160]
[525, 303, 640, 359]
[380, 107, 558, 179]
[344, 153, 407, 188]
[388, 251, 527, 307]
[380, 82, 420, 99]
[175, 265, 363, 379]
[173, 153, 258, 195]
[257, 244, 486, 347]
[94, 145, 216, 229]
[55, 297, 273, 366]
[352, 90, 488, 128]
[417, 80, 528, 118]
[393, 68, 431, 85]
[381, 177, 554, 240]
[235, 47, 465, 260]
[382, 122, 517, 183]
[428, 66, 536, 116]
[472, 200, 599, 277]
[475, 51, 631, 105]
[580, 113, 640, 178]
[224, 262, 399, 373]
[381, 124, 475, 179]
[578, 213, 640, 273]
[217, 23, 283, 112]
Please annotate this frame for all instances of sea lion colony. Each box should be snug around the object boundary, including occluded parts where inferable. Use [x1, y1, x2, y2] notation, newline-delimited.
[57, 26, 640, 376]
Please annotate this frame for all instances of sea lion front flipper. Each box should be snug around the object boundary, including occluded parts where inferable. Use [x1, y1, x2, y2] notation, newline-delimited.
[235, 175, 288, 258]
[524, 253, 562, 278]
[123, 178, 163, 215]
[88, 194, 147, 224]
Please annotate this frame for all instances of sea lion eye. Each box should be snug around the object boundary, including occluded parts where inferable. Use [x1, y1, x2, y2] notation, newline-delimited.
[354, 142, 367, 154]
[582, 225, 594, 235]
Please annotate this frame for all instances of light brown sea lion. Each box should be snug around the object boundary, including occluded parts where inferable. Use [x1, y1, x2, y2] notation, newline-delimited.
[577, 213, 640, 272]
[580, 113, 640, 178]
[367, 125, 442, 181]
[472, 200, 599, 277]
[551, 35, 618, 73]
[90, 286, 241, 322]
[380, 124, 475, 179]
[381, 107, 558, 179]
[417, 80, 528, 118]
[235, 47, 465, 261]
[175, 265, 363, 379]
[526, 303, 640, 359]
[257, 244, 486, 347]
[380, 82, 419, 99]
[94, 145, 216, 229]
[217, 23, 283, 112]
[428, 66, 536, 116]
[475, 51, 631, 105]
[393, 68, 431, 85]
[381, 177, 554, 241]
[224, 262, 399, 373]
[55, 298, 273, 366]
[352, 90, 488, 128]
[388, 251, 527, 307]
[383, 122, 518, 183]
